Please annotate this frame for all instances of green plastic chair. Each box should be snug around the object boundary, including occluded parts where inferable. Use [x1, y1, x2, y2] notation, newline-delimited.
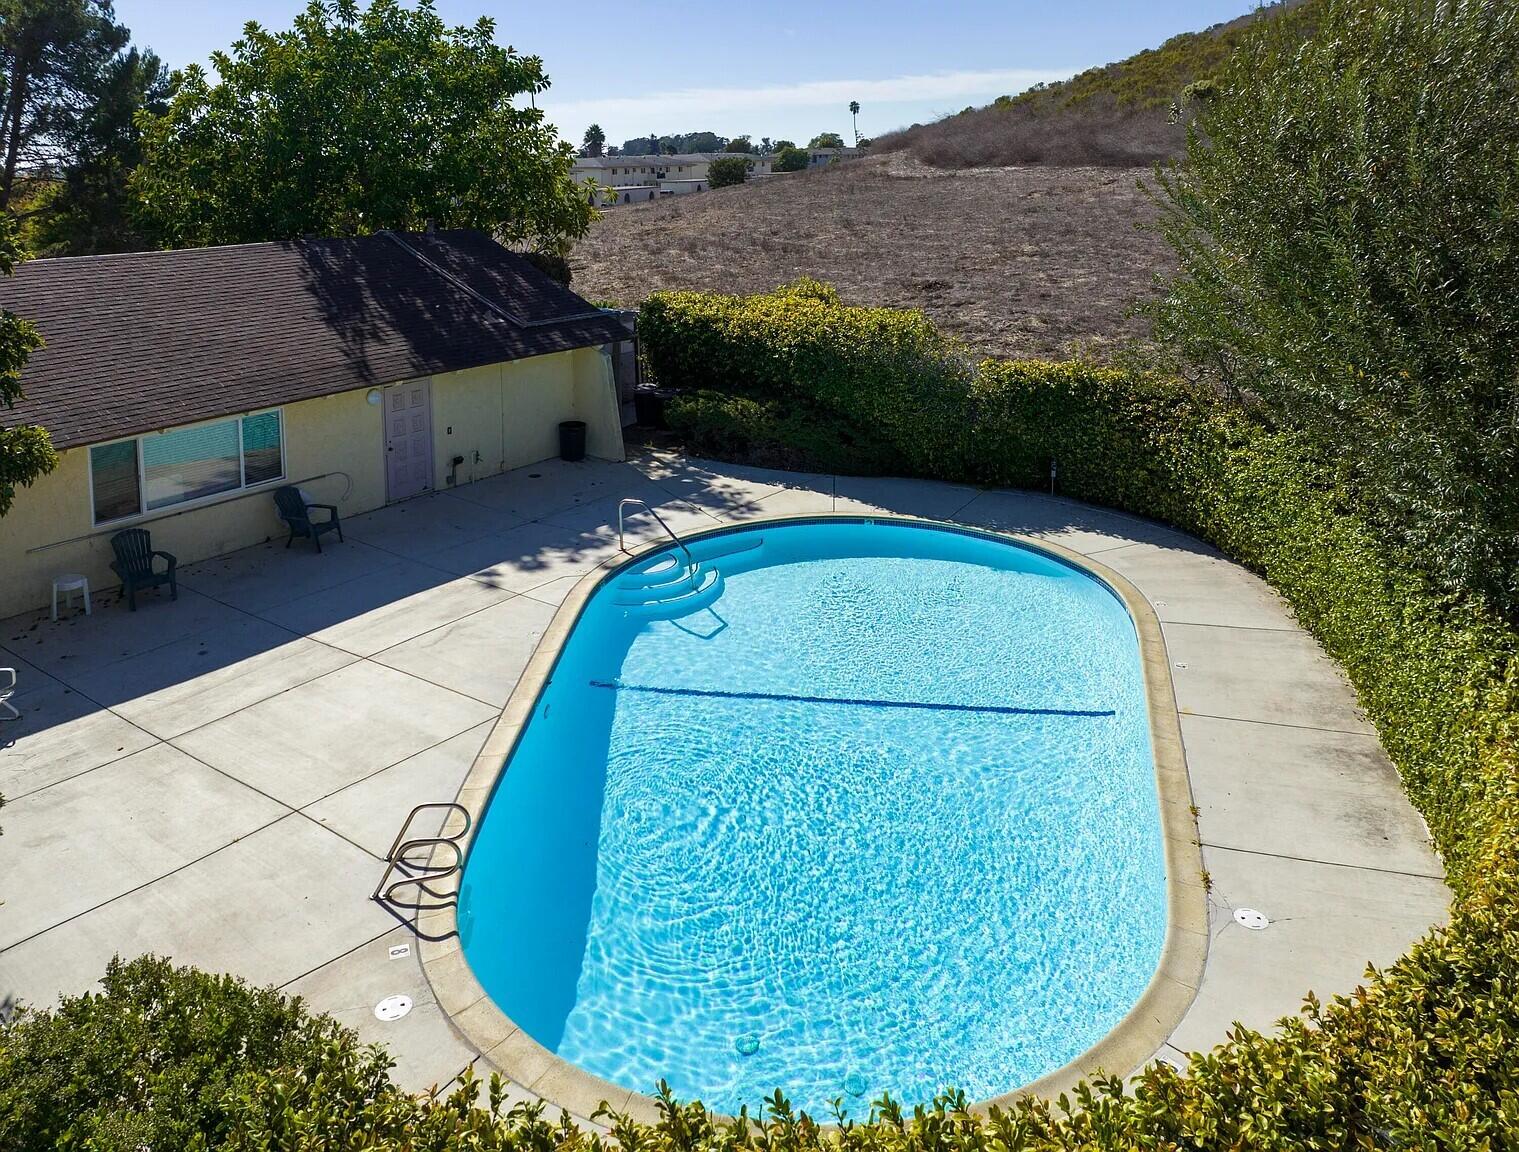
[109, 529, 177, 611]
[274, 486, 344, 552]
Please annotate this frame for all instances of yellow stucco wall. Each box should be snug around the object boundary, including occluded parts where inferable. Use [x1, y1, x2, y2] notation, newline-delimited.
[0, 345, 623, 619]
[428, 344, 622, 489]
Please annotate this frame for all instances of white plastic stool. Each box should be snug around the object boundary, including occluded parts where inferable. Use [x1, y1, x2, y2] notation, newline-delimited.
[51, 573, 91, 621]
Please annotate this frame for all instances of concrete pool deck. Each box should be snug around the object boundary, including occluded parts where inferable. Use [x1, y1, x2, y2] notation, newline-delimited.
[0, 451, 1447, 1123]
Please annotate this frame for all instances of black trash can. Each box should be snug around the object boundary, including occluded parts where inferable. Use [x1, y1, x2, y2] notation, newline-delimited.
[558, 419, 587, 462]
[634, 385, 670, 428]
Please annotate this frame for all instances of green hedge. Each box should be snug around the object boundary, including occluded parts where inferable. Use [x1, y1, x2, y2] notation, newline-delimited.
[5, 282, 1517, 1146]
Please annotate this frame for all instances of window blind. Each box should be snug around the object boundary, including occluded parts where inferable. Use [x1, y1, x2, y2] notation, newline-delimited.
[142, 419, 242, 511]
[240, 411, 283, 485]
[89, 440, 141, 524]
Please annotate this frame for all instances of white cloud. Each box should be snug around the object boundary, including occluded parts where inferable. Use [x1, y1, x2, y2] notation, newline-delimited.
[541, 67, 1074, 145]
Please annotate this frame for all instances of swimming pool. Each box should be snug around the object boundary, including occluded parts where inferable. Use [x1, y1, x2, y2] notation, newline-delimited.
[456, 518, 1170, 1115]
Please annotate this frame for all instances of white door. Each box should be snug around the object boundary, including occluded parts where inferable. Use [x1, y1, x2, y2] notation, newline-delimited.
[384, 380, 433, 502]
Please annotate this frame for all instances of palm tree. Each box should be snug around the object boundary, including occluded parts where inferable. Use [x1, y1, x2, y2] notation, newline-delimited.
[849, 101, 861, 144]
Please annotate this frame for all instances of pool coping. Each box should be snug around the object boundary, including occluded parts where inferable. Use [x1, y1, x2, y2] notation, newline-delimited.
[416, 513, 1207, 1123]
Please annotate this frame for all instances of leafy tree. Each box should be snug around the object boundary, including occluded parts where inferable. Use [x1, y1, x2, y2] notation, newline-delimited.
[0, 212, 53, 518]
[132, 0, 594, 254]
[678, 130, 725, 153]
[724, 135, 753, 153]
[1151, 0, 1519, 611]
[622, 131, 730, 155]
[0, 0, 129, 208]
[707, 155, 748, 187]
[26, 46, 170, 255]
[808, 131, 844, 149]
[760, 135, 772, 152]
[773, 145, 808, 172]
[581, 122, 604, 156]
[772, 139, 796, 150]
[849, 99, 860, 143]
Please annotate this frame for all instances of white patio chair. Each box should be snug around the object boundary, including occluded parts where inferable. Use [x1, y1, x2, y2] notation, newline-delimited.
[0, 667, 18, 721]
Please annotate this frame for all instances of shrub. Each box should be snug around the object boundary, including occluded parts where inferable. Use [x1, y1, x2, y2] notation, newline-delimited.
[1152, 0, 1519, 615]
[772, 146, 809, 172]
[0, 955, 382, 1150]
[643, 280, 974, 480]
[707, 156, 750, 189]
[668, 390, 898, 475]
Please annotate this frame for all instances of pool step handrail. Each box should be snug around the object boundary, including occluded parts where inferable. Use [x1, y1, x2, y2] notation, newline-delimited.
[374, 838, 463, 909]
[372, 801, 472, 940]
[618, 498, 699, 591]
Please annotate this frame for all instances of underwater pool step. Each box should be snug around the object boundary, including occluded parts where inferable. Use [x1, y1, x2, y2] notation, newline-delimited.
[617, 535, 765, 591]
[616, 560, 705, 599]
[617, 553, 694, 590]
[622, 568, 724, 620]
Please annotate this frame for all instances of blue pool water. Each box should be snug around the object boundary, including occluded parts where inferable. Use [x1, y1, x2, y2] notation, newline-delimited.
[459, 520, 1166, 1115]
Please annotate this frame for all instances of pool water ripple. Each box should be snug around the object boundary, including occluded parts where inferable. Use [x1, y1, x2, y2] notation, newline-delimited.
[459, 521, 1166, 1114]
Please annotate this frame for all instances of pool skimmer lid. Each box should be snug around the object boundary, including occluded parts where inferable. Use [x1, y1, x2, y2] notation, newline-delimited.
[374, 994, 413, 1021]
[1234, 907, 1269, 931]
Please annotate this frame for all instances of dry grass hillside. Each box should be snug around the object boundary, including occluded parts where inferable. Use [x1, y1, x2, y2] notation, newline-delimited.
[573, 155, 1171, 361]
[874, 0, 1314, 168]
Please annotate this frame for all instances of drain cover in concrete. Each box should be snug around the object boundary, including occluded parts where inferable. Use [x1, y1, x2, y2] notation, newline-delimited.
[1234, 907, 1269, 930]
[374, 994, 413, 1021]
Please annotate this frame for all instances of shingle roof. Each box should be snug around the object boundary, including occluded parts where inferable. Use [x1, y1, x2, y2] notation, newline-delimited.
[0, 229, 628, 450]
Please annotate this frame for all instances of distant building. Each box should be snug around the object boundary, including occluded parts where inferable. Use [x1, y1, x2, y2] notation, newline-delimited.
[573, 152, 773, 204]
[806, 146, 861, 168]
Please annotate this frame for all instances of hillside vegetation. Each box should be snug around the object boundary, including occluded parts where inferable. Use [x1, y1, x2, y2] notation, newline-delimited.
[861, 1, 1315, 167]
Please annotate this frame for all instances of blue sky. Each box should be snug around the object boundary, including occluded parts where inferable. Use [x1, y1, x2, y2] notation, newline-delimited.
[114, 1, 1255, 148]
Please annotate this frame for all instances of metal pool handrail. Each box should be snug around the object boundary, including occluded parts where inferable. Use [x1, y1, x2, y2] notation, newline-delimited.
[372, 802, 473, 940]
[618, 497, 699, 589]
